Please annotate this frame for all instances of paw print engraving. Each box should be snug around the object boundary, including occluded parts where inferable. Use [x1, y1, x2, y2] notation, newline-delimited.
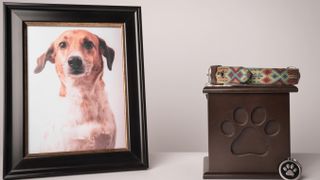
[279, 158, 302, 180]
[221, 107, 280, 156]
[283, 163, 298, 177]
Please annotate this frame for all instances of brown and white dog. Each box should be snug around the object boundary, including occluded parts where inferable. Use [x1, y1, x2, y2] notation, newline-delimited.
[34, 29, 116, 152]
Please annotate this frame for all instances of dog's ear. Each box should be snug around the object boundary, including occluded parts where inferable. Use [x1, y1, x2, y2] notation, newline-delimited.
[34, 45, 55, 74]
[98, 37, 115, 71]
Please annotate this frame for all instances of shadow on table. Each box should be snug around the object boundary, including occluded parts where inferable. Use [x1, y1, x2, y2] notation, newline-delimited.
[148, 153, 175, 169]
[293, 153, 318, 179]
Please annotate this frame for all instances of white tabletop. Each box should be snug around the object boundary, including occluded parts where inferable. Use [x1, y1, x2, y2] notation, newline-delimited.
[28, 152, 319, 180]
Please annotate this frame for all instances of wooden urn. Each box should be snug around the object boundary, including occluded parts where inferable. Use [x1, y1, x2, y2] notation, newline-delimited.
[203, 85, 298, 179]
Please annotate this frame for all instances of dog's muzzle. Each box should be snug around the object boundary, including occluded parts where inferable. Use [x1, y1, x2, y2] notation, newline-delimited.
[68, 56, 85, 75]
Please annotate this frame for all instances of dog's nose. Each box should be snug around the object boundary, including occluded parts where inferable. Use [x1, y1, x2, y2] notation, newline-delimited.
[68, 56, 83, 69]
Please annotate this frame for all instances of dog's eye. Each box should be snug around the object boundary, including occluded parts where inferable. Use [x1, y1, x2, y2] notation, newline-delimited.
[83, 40, 94, 50]
[59, 41, 67, 49]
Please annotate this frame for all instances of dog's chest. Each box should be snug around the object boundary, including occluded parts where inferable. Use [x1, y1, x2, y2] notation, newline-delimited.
[64, 89, 101, 124]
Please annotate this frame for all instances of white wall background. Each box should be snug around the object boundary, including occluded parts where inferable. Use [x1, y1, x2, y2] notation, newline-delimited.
[1, 0, 320, 160]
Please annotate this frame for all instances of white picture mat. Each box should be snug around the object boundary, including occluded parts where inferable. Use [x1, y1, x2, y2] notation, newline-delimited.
[27, 25, 128, 154]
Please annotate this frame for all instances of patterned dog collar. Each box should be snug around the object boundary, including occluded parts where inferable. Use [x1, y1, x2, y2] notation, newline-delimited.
[209, 65, 300, 85]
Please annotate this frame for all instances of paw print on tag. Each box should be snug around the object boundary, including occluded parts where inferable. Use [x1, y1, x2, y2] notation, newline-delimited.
[283, 163, 298, 177]
[279, 158, 302, 180]
[221, 107, 280, 156]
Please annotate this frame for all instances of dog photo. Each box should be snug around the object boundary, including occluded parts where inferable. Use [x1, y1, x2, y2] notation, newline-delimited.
[27, 23, 128, 155]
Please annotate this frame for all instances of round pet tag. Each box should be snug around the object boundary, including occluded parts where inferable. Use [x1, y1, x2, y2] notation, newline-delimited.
[279, 157, 302, 180]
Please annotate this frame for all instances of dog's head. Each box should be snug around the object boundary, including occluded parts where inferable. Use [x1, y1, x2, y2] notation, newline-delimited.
[34, 29, 115, 78]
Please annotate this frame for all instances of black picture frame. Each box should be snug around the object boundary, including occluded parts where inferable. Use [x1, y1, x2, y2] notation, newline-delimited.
[3, 3, 148, 179]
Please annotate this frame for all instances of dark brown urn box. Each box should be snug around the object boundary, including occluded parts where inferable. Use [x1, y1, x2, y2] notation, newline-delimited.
[203, 85, 298, 179]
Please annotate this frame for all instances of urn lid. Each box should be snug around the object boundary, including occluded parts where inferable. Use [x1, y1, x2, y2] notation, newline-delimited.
[203, 85, 298, 94]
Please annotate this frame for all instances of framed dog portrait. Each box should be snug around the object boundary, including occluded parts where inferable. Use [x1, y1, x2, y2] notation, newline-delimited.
[4, 3, 148, 179]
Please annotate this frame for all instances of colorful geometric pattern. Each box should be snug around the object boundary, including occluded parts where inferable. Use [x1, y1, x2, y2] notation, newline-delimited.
[216, 66, 251, 84]
[213, 66, 300, 85]
[247, 68, 300, 85]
